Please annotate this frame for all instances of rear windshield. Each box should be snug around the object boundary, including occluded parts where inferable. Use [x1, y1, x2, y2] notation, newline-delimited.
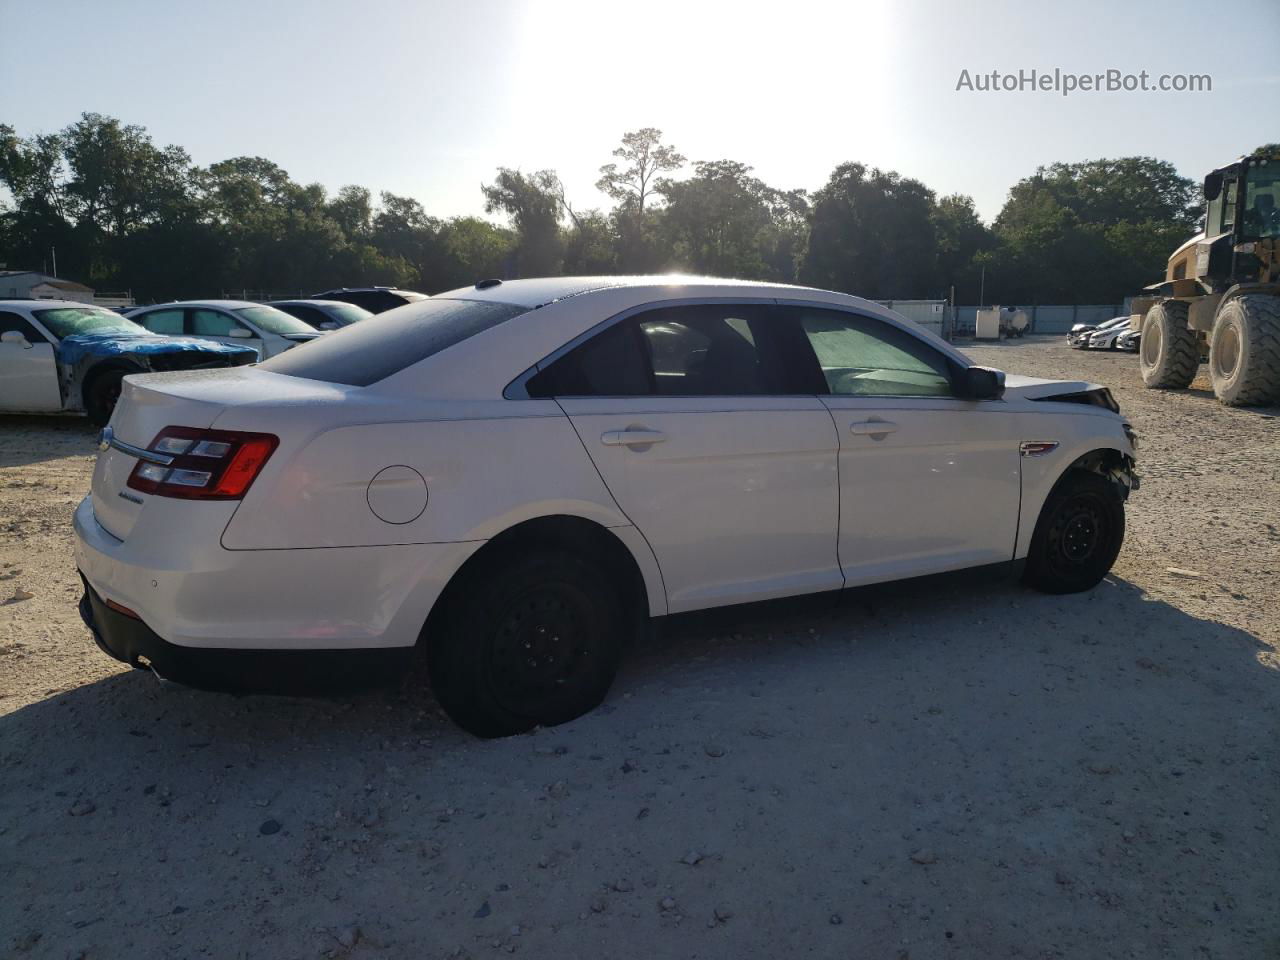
[259, 298, 527, 386]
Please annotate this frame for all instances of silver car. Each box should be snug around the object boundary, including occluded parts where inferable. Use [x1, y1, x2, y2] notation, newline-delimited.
[127, 300, 322, 360]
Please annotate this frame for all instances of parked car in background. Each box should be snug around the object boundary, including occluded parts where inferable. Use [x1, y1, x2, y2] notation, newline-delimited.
[1115, 328, 1141, 353]
[1088, 318, 1136, 351]
[266, 299, 373, 330]
[127, 300, 322, 360]
[311, 286, 429, 314]
[0, 299, 256, 424]
[1068, 315, 1128, 349]
[76, 276, 1138, 738]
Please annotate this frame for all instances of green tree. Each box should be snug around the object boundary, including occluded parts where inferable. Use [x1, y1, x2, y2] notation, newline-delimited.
[800, 163, 938, 298]
[481, 168, 564, 276]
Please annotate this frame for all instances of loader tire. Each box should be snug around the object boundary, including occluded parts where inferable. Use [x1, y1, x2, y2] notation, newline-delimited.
[1139, 301, 1198, 389]
[1209, 295, 1280, 407]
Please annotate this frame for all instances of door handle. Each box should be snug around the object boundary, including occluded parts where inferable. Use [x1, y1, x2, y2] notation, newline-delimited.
[849, 420, 899, 437]
[601, 428, 667, 447]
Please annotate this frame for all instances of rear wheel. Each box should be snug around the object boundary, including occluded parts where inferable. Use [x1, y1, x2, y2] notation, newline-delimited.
[1209, 294, 1280, 407]
[1139, 301, 1198, 389]
[427, 549, 625, 738]
[1023, 471, 1125, 594]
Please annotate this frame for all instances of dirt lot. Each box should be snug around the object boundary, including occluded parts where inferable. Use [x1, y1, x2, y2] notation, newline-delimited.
[2, 338, 1278, 960]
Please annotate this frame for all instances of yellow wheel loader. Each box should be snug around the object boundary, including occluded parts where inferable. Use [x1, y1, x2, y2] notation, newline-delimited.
[1133, 153, 1280, 406]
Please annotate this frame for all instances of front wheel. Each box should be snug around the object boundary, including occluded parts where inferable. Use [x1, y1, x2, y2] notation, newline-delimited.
[1139, 301, 1198, 389]
[427, 550, 625, 738]
[83, 368, 129, 426]
[1023, 471, 1125, 594]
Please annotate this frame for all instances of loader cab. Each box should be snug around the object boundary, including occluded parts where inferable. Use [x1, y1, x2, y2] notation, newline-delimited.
[1193, 154, 1279, 285]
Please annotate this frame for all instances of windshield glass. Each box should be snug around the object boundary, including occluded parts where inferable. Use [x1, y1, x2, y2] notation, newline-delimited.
[261, 298, 527, 386]
[327, 303, 373, 324]
[235, 305, 317, 335]
[1243, 164, 1280, 239]
[34, 306, 146, 339]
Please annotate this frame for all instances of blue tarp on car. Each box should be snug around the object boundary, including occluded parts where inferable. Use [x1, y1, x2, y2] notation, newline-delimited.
[57, 333, 258, 367]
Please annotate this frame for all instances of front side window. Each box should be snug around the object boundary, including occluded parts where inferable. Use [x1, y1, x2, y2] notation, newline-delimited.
[136, 308, 184, 335]
[793, 308, 954, 398]
[0, 311, 46, 343]
[528, 303, 793, 398]
[190, 309, 241, 337]
[234, 305, 315, 335]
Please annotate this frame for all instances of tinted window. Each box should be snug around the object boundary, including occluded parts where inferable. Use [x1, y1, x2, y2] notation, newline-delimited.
[136, 308, 184, 335]
[190, 309, 240, 337]
[792, 308, 953, 397]
[260, 297, 527, 386]
[528, 322, 651, 397]
[273, 303, 329, 328]
[0, 311, 46, 343]
[529, 304, 797, 398]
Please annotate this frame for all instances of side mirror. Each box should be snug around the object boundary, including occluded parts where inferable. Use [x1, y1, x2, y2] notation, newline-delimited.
[228, 327, 253, 339]
[1, 330, 31, 348]
[1203, 172, 1223, 202]
[956, 365, 1005, 400]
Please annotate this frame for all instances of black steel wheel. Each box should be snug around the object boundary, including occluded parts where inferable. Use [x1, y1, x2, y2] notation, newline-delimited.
[427, 549, 625, 738]
[1023, 471, 1125, 594]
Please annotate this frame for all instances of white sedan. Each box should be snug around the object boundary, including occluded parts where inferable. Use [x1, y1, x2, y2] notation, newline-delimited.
[1087, 317, 1136, 350]
[127, 300, 323, 359]
[75, 276, 1138, 737]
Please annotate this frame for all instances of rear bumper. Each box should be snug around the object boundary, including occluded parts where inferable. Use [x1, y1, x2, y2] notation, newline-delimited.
[73, 494, 481, 651]
[78, 575, 411, 693]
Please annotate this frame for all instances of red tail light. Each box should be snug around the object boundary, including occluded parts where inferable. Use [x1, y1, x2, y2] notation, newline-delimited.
[126, 426, 279, 500]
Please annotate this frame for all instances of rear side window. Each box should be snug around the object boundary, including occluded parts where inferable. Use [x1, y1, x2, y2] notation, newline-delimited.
[528, 304, 798, 398]
[260, 298, 527, 386]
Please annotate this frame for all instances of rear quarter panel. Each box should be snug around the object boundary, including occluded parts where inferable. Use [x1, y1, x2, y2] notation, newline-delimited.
[217, 400, 634, 549]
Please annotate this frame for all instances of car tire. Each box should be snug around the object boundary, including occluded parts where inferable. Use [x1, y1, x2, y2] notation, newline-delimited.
[1139, 301, 1198, 389]
[1208, 294, 1280, 407]
[427, 549, 625, 738]
[1023, 470, 1125, 595]
[84, 368, 131, 426]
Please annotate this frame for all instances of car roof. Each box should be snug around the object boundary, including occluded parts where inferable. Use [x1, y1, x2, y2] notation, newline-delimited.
[433, 275, 845, 309]
[267, 299, 359, 308]
[132, 300, 261, 310]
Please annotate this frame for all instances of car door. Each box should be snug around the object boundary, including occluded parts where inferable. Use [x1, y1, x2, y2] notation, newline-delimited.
[0, 310, 62, 411]
[531, 301, 842, 613]
[189, 308, 265, 359]
[785, 304, 1022, 586]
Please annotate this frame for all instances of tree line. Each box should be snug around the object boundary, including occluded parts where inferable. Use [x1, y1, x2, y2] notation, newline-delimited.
[1, 113, 1211, 305]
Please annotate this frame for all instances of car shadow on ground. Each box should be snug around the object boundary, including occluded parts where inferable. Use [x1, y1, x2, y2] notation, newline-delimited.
[0, 415, 100, 469]
[2, 572, 1277, 957]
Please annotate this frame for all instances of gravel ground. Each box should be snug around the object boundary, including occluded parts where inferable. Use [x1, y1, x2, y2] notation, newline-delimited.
[2, 338, 1278, 960]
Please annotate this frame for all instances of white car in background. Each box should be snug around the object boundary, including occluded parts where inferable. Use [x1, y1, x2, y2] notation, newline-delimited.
[265, 299, 374, 330]
[1069, 315, 1128, 349]
[126, 300, 323, 359]
[1087, 317, 1136, 351]
[76, 276, 1138, 737]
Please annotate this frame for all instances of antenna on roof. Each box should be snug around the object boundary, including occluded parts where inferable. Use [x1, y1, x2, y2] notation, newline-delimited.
[475, 278, 502, 290]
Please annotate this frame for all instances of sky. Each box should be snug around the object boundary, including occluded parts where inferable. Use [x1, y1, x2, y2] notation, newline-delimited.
[2, 0, 1276, 223]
